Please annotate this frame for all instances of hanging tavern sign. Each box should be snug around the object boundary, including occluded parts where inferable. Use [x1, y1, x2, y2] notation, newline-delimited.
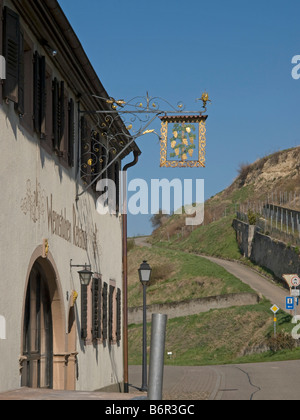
[160, 114, 207, 168]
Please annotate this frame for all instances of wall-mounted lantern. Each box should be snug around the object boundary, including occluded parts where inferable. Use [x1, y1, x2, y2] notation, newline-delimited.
[70, 260, 93, 287]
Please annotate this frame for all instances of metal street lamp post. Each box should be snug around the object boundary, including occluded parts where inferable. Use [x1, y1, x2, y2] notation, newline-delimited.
[138, 260, 152, 392]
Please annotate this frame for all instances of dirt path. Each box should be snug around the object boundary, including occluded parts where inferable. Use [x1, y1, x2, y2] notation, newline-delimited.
[133, 236, 152, 248]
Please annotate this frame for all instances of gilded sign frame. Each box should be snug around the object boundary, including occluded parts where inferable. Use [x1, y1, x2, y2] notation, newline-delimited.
[160, 115, 207, 168]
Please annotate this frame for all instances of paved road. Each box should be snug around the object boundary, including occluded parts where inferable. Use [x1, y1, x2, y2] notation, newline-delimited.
[2, 361, 300, 400]
[129, 362, 300, 400]
[203, 256, 289, 313]
[134, 237, 290, 313]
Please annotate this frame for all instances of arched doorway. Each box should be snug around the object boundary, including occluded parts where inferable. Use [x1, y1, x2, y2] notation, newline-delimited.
[21, 249, 68, 390]
[21, 262, 53, 388]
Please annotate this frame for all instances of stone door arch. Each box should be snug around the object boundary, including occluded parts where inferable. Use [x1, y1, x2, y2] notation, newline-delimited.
[21, 247, 67, 390]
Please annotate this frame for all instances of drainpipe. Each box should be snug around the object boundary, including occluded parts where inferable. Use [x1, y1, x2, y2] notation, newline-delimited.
[122, 150, 140, 393]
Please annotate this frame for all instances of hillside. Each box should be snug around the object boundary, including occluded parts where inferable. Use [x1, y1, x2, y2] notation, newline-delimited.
[127, 146, 300, 366]
[127, 246, 252, 308]
[151, 146, 300, 257]
[127, 243, 298, 366]
[208, 146, 300, 216]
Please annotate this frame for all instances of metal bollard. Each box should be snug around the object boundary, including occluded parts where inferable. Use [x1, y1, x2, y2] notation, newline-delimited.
[148, 313, 168, 400]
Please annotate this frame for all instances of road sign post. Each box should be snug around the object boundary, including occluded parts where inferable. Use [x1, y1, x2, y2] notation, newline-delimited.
[286, 297, 295, 311]
[291, 276, 300, 288]
[283, 274, 300, 290]
[270, 305, 279, 338]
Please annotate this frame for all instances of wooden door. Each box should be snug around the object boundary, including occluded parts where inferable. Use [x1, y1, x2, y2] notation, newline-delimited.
[22, 266, 53, 388]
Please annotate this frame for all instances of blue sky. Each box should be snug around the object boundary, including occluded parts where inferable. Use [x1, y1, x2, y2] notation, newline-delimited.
[59, 0, 300, 237]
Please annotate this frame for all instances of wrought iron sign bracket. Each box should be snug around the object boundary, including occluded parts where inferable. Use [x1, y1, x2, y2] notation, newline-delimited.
[76, 92, 210, 199]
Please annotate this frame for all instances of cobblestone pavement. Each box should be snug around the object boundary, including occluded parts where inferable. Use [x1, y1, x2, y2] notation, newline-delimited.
[2, 361, 300, 400]
[129, 361, 300, 401]
[0, 387, 143, 401]
[129, 365, 221, 400]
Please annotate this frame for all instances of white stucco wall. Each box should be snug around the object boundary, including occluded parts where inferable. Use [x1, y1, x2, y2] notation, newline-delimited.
[0, 97, 124, 392]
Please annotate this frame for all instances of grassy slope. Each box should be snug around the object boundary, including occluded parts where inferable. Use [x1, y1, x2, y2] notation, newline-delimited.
[153, 213, 242, 260]
[128, 301, 297, 366]
[127, 245, 251, 308]
[128, 148, 300, 366]
[127, 244, 297, 366]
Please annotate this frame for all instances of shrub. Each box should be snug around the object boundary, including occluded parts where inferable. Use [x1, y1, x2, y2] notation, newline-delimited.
[267, 332, 295, 353]
[247, 209, 257, 225]
[150, 263, 173, 286]
[238, 162, 251, 179]
[150, 210, 170, 229]
[127, 239, 135, 252]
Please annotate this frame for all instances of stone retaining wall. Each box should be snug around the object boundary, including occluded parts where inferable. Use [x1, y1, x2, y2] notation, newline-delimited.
[128, 292, 260, 324]
[233, 218, 300, 282]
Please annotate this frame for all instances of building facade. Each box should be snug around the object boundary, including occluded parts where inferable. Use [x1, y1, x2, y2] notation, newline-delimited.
[0, 0, 139, 393]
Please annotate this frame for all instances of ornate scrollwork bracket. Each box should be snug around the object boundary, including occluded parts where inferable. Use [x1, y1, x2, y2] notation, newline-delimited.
[77, 92, 210, 199]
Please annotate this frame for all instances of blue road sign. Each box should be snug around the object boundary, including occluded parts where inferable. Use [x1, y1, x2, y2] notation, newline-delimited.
[286, 297, 295, 311]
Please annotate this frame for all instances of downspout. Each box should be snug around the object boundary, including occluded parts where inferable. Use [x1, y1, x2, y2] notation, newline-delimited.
[122, 150, 140, 393]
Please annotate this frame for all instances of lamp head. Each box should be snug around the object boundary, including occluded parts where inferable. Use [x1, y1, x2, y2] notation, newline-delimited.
[138, 260, 152, 285]
[78, 265, 93, 287]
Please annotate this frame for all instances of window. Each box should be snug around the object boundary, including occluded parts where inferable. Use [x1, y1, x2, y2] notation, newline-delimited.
[102, 282, 108, 342]
[109, 283, 116, 344]
[80, 115, 91, 185]
[51, 78, 74, 167]
[80, 119, 120, 203]
[109, 282, 122, 345]
[68, 98, 75, 167]
[80, 283, 88, 340]
[3, 7, 22, 106]
[33, 51, 46, 138]
[80, 279, 121, 346]
[44, 65, 53, 149]
[2, 7, 75, 169]
[91, 277, 102, 341]
[116, 288, 122, 343]
[22, 35, 34, 133]
[52, 77, 65, 153]
[58, 91, 69, 163]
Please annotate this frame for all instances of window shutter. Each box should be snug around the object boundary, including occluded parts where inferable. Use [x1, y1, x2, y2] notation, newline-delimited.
[52, 78, 65, 150]
[81, 284, 88, 340]
[109, 285, 115, 342]
[16, 29, 24, 115]
[68, 98, 75, 167]
[80, 116, 90, 183]
[116, 288, 121, 343]
[98, 280, 102, 340]
[102, 283, 108, 341]
[40, 56, 46, 137]
[92, 278, 102, 341]
[34, 53, 46, 136]
[33, 51, 41, 133]
[52, 78, 59, 148]
[59, 81, 65, 147]
[3, 7, 20, 103]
